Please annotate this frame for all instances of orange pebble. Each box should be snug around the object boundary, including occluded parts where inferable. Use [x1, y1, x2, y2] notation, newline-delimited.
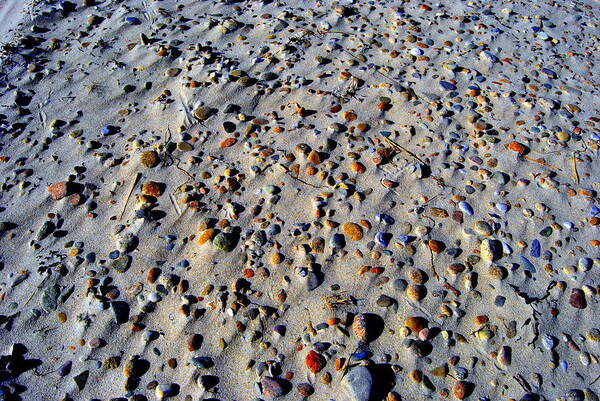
[243, 268, 254, 278]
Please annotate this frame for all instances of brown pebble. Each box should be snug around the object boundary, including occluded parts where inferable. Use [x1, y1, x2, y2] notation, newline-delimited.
[142, 181, 163, 197]
[406, 284, 426, 301]
[147, 267, 160, 284]
[307, 150, 322, 165]
[140, 151, 160, 168]
[342, 222, 363, 241]
[186, 334, 202, 351]
[451, 381, 474, 400]
[428, 240, 445, 253]
[569, 288, 587, 309]
[404, 316, 428, 333]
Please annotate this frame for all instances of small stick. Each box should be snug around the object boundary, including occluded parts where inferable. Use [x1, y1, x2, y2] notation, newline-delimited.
[522, 156, 562, 171]
[119, 172, 142, 221]
[169, 193, 182, 216]
[572, 153, 580, 184]
[381, 135, 427, 165]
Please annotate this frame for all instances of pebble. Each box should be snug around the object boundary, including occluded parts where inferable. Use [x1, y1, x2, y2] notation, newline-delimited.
[213, 232, 237, 252]
[451, 381, 474, 400]
[342, 223, 363, 241]
[260, 376, 289, 399]
[569, 288, 587, 309]
[341, 366, 372, 401]
[305, 350, 325, 373]
[48, 182, 68, 200]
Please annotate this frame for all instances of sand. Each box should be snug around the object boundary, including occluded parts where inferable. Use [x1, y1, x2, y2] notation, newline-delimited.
[0, 0, 598, 400]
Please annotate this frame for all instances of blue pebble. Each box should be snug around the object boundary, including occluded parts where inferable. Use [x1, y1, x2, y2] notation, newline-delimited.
[562, 221, 574, 230]
[135, 209, 148, 218]
[542, 68, 556, 78]
[520, 256, 536, 273]
[542, 250, 552, 261]
[397, 235, 409, 243]
[591, 205, 599, 216]
[86, 252, 96, 263]
[452, 104, 464, 112]
[375, 232, 392, 248]
[166, 234, 177, 241]
[165, 242, 175, 251]
[125, 16, 141, 25]
[108, 250, 120, 259]
[101, 125, 119, 136]
[458, 201, 473, 216]
[330, 233, 346, 249]
[530, 239, 541, 258]
[375, 213, 395, 225]
[590, 133, 600, 141]
[267, 224, 281, 236]
[177, 259, 190, 268]
[496, 203, 509, 213]
[440, 81, 456, 91]
[532, 26, 541, 32]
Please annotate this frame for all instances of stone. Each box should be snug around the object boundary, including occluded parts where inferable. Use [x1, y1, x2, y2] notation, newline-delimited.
[140, 151, 159, 167]
[569, 288, 587, 309]
[193, 106, 211, 121]
[297, 383, 314, 398]
[480, 239, 502, 261]
[451, 381, 474, 400]
[213, 232, 237, 252]
[342, 222, 363, 240]
[404, 316, 428, 333]
[342, 366, 372, 401]
[155, 383, 178, 399]
[305, 350, 325, 373]
[48, 182, 68, 200]
[112, 255, 131, 273]
[260, 376, 290, 399]
[142, 181, 163, 197]
[307, 150, 322, 164]
[473, 221, 493, 236]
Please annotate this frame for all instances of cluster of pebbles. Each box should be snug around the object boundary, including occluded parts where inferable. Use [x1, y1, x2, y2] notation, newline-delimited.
[0, 0, 598, 400]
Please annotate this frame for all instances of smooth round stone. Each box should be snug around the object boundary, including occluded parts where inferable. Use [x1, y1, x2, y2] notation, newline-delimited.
[155, 383, 178, 399]
[392, 278, 407, 291]
[480, 239, 502, 261]
[177, 142, 193, 151]
[112, 255, 131, 273]
[496, 203, 509, 213]
[458, 201, 473, 216]
[399, 222, 412, 235]
[260, 376, 289, 399]
[341, 366, 372, 401]
[212, 232, 237, 252]
[473, 221, 493, 236]
[578, 258, 592, 271]
[493, 172, 509, 184]
[330, 233, 346, 249]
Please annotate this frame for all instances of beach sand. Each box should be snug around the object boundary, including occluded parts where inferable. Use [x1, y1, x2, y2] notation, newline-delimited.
[0, 0, 599, 400]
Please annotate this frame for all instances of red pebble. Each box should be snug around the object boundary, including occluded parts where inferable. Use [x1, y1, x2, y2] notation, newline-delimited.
[305, 350, 325, 374]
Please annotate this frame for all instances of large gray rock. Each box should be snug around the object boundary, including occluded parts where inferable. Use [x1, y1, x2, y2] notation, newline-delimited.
[342, 366, 372, 401]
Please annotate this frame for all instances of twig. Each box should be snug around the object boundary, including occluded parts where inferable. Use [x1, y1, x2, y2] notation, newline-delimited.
[169, 193, 182, 216]
[380, 134, 427, 165]
[522, 156, 562, 171]
[572, 153, 580, 184]
[119, 172, 142, 221]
